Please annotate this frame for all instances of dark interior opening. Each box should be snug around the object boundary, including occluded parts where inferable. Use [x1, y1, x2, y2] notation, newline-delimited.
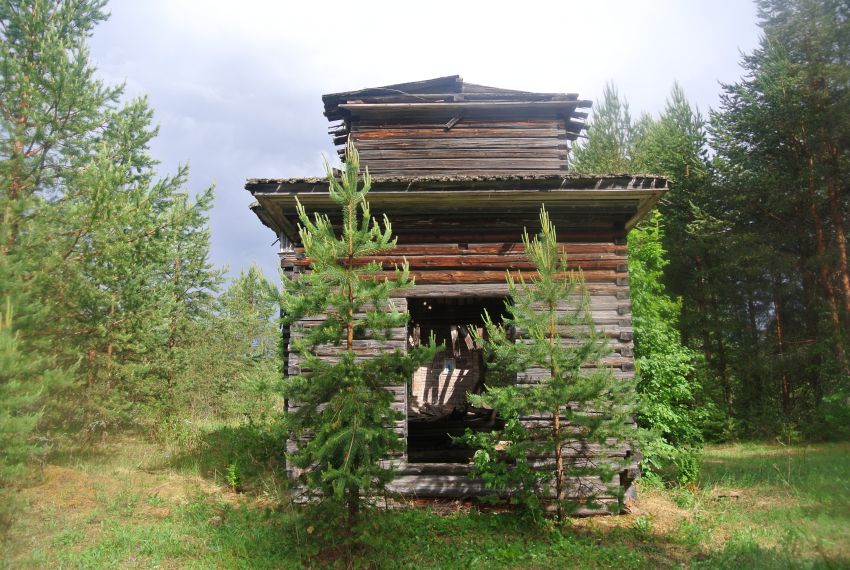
[406, 296, 508, 463]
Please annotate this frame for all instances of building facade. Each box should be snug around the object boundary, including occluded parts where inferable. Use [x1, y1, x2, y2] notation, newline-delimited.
[246, 76, 665, 513]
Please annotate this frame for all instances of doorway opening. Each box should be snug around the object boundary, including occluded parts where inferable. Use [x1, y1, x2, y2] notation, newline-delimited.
[406, 296, 509, 463]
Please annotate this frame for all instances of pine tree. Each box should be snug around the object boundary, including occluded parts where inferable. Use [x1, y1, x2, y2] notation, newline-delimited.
[708, 0, 850, 436]
[198, 265, 281, 421]
[0, 1, 221, 436]
[0, 0, 117, 335]
[467, 207, 634, 519]
[154, 188, 223, 421]
[281, 142, 434, 530]
[570, 82, 634, 173]
[0, 299, 72, 484]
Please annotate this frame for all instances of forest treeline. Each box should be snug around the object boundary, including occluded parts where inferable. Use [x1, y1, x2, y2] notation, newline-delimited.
[572, 0, 850, 445]
[1, 0, 848, 489]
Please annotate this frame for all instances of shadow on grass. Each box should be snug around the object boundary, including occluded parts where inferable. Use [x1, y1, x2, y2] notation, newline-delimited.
[159, 424, 696, 568]
[174, 500, 695, 570]
[692, 536, 850, 570]
[165, 421, 288, 493]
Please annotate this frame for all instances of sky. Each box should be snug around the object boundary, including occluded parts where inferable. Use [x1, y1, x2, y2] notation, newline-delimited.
[89, 0, 763, 282]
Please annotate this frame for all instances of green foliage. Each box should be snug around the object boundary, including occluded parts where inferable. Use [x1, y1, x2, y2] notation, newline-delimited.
[815, 391, 850, 440]
[0, 299, 72, 484]
[225, 462, 239, 491]
[570, 82, 634, 173]
[629, 213, 704, 482]
[177, 266, 281, 428]
[465, 411, 543, 517]
[706, 0, 850, 439]
[0, 0, 229, 441]
[281, 141, 435, 525]
[572, 83, 706, 480]
[466, 207, 635, 519]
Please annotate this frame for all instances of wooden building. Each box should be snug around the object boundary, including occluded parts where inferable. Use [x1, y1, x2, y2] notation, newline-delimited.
[246, 76, 666, 513]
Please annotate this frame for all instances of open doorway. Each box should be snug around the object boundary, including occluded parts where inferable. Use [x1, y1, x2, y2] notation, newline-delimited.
[406, 296, 509, 463]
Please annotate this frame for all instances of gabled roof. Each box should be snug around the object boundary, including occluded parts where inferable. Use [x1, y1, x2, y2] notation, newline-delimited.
[322, 75, 591, 121]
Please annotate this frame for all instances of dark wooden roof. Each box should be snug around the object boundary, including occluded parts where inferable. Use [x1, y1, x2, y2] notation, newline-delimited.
[322, 75, 591, 121]
[246, 173, 665, 192]
[247, 174, 667, 240]
[323, 76, 592, 159]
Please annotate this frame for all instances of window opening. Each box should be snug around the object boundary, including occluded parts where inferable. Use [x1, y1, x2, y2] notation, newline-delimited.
[406, 296, 509, 463]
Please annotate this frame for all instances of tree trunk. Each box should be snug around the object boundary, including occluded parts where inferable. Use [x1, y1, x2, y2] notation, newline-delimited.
[549, 307, 564, 520]
[693, 258, 715, 366]
[804, 155, 850, 375]
[827, 174, 850, 325]
[805, 156, 842, 329]
[347, 487, 359, 527]
[771, 273, 791, 419]
[3, 111, 29, 255]
[106, 300, 116, 390]
[167, 255, 181, 392]
[701, 273, 732, 416]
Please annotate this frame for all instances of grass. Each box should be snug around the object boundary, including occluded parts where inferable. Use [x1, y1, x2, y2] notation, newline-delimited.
[689, 442, 850, 568]
[2, 430, 849, 569]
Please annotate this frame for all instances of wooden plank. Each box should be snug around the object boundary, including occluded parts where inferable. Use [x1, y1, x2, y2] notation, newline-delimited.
[298, 251, 626, 263]
[354, 119, 565, 130]
[378, 217, 621, 230]
[390, 231, 625, 245]
[344, 243, 627, 256]
[394, 462, 474, 476]
[309, 339, 407, 351]
[517, 370, 636, 385]
[395, 283, 628, 298]
[362, 170, 571, 178]
[390, 269, 623, 285]
[292, 268, 621, 285]
[341, 93, 581, 104]
[386, 475, 489, 498]
[340, 101, 584, 112]
[352, 127, 564, 140]
[303, 214, 627, 230]
[312, 346, 407, 358]
[386, 474, 617, 500]
[362, 148, 568, 160]
[359, 158, 567, 170]
[352, 137, 568, 150]
[294, 255, 625, 271]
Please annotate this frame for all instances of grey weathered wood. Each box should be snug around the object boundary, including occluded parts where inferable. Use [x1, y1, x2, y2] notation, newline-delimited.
[256, 77, 654, 512]
[352, 137, 568, 150]
[363, 148, 568, 159]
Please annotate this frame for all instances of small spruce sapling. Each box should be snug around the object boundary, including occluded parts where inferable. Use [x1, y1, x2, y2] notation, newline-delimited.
[281, 141, 434, 529]
[467, 207, 636, 519]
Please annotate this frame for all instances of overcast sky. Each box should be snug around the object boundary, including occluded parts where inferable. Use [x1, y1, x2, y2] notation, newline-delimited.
[89, 0, 762, 281]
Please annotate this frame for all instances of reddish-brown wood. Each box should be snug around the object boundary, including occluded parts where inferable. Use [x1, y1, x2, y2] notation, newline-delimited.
[294, 255, 625, 271]
[396, 269, 621, 284]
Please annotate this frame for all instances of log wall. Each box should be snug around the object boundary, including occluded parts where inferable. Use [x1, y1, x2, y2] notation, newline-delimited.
[349, 118, 569, 177]
[284, 298, 410, 481]
[284, 235, 638, 511]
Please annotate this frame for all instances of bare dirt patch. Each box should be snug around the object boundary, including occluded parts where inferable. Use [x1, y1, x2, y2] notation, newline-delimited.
[30, 465, 120, 518]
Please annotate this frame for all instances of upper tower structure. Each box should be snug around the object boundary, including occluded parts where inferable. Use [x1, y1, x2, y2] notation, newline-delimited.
[322, 75, 591, 177]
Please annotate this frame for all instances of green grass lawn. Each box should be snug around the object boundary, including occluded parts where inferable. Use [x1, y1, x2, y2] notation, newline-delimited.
[2, 433, 848, 569]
